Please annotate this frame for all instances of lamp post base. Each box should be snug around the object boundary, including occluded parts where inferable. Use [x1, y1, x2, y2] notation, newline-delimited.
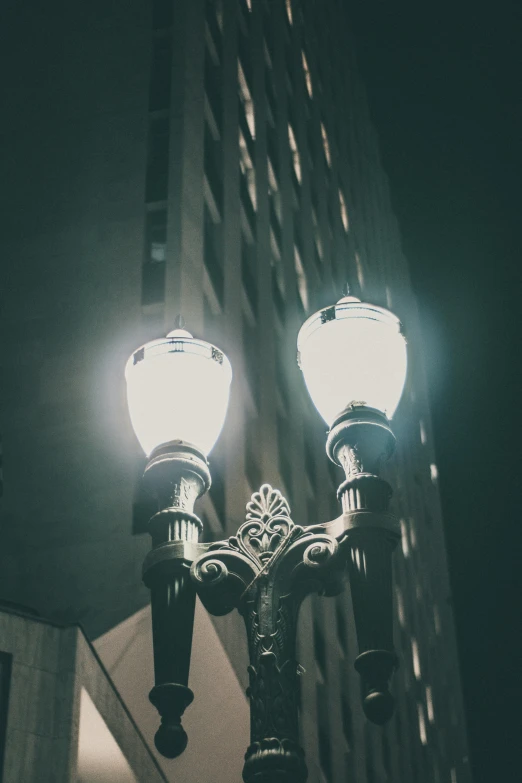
[243, 738, 307, 783]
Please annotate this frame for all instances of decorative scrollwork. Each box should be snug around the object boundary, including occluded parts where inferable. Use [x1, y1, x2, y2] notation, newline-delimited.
[191, 557, 228, 587]
[303, 536, 338, 568]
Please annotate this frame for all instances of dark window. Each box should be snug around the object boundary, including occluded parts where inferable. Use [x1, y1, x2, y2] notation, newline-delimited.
[239, 109, 255, 154]
[313, 242, 323, 278]
[240, 173, 256, 232]
[242, 237, 257, 316]
[238, 0, 251, 25]
[266, 125, 279, 177]
[271, 264, 285, 324]
[265, 67, 276, 127]
[204, 204, 224, 306]
[294, 221, 304, 263]
[146, 117, 170, 202]
[285, 43, 294, 84]
[269, 199, 282, 255]
[205, 0, 223, 63]
[296, 279, 305, 319]
[142, 210, 167, 305]
[238, 38, 253, 91]
[263, 14, 276, 65]
[149, 36, 172, 111]
[205, 60, 223, 134]
[144, 209, 167, 263]
[204, 122, 223, 214]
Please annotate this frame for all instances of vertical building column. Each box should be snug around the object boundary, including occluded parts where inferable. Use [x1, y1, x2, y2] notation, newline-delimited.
[221, 2, 246, 528]
[271, 2, 306, 525]
[251, 2, 278, 486]
[165, 0, 207, 331]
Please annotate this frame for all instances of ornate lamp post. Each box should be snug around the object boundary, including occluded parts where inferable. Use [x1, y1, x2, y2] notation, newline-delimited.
[125, 296, 407, 783]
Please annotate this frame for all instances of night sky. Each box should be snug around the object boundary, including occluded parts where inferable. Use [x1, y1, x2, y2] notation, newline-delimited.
[348, 2, 522, 781]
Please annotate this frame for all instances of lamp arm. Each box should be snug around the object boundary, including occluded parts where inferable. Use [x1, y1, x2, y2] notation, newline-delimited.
[326, 405, 401, 724]
[141, 442, 211, 758]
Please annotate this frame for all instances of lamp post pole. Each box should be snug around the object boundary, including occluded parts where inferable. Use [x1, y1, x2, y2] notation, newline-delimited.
[125, 296, 407, 782]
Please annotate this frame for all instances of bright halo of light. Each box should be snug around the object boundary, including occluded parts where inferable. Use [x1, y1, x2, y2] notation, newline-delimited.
[125, 330, 232, 457]
[297, 298, 407, 426]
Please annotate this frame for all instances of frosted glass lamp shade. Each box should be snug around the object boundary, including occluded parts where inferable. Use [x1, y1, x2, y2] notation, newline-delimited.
[125, 328, 232, 457]
[297, 297, 407, 426]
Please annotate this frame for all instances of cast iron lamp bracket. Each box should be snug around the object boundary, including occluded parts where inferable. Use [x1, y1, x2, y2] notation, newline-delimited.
[127, 298, 408, 780]
[191, 483, 344, 783]
[141, 407, 401, 782]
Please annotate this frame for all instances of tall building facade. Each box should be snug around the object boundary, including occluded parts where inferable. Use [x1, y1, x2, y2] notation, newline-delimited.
[0, 1, 470, 782]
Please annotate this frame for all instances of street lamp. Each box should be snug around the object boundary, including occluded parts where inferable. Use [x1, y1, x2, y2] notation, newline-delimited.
[125, 296, 407, 783]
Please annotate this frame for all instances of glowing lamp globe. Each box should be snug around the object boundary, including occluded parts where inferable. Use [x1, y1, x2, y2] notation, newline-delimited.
[297, 296, 407, 426]
[125, 327, 232, 458]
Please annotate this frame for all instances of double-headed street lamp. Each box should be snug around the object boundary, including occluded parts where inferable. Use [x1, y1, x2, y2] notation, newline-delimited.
[125, 294, 407, 783]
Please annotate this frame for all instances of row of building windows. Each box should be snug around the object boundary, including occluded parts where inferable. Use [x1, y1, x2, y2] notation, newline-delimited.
[199, 17, 361, 332]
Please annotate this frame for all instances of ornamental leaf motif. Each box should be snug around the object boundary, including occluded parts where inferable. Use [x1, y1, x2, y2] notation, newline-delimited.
[246, 484, 291, 523]
[232, 484, 295, 566]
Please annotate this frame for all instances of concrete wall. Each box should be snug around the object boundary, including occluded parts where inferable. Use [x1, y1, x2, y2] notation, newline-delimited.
[94, 602, 249, 783]
[0, 608, 167, 783]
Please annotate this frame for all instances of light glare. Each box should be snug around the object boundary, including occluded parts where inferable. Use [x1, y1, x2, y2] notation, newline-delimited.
[297, 299, 407, 426]
[125, 333, 232, 457]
